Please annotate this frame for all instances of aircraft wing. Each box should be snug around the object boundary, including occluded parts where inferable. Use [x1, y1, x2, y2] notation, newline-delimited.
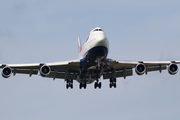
[0, 59, 80, 80]
[103, 59, 180, 79]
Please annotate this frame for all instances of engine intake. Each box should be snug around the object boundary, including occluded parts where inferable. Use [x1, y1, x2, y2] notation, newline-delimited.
[2, 67, 12, 78]
[135, 63, 146, 75]
[168, 63, 178, 75]
[40, 65, 51, 77]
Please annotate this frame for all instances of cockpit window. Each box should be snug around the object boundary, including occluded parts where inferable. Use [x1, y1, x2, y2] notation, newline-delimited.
[93, 29, 103, 32]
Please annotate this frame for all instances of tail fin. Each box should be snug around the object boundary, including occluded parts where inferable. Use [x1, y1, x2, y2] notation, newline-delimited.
[78, 37, 81, 54]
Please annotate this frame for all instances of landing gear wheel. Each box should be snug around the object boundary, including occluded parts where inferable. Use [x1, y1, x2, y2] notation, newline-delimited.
[94, 82, 98, 89]
[66, 79, 69, 83]
[79, 83, 82, 89]
[110, 83, 112, 88]
[110, 78, 113, 82]
[66, 84, 69, 89]
[84, 83, 87, 89]
[70, 84, 73, 89]
[99, 82, 102, 89]
[114, 83, 116, 88]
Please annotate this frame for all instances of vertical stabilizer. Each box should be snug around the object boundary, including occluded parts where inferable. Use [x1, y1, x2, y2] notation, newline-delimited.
[78, 37, 81, 54]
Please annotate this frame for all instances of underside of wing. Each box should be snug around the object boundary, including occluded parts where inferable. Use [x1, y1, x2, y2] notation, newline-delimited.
[103, 59, 180, 80]
[0, 59, 80, 80]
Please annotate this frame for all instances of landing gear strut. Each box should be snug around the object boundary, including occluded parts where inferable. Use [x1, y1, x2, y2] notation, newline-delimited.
[66, 79, 73, 89]
[96, 57, 107, 70]
[96, 57, 101, 69]
[109, 78, 116, 88]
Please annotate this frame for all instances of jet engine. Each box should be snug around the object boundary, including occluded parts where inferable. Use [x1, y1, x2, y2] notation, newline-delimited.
[40, 65, 51, 77]
[135, 63, 146, 75]
[2, 66, 12, 78]
[168, 63, 178, 75]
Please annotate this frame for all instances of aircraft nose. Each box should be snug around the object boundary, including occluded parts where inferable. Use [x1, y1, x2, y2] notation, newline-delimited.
[96, 32, 109, 47]
[96, 32, 106, 41]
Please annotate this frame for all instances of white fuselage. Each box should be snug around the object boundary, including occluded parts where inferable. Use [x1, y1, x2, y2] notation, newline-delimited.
[80, 27, 109, 59]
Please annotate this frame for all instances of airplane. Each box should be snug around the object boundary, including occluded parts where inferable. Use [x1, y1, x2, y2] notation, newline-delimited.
[0, 27, 180, 89]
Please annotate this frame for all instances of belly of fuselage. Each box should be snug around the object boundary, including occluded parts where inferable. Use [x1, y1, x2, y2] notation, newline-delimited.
[87, 46, 108, 60]
[80, 46, 108, 68]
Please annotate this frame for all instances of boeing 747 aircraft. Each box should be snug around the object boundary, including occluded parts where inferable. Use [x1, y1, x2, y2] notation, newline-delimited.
[0, 27, 179, 89]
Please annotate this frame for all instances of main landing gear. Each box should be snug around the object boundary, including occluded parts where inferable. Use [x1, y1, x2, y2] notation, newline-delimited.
[66, 79, 73, 89]
[110, 78, 116, 88]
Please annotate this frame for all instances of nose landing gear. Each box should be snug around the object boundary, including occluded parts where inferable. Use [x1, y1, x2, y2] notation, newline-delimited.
[94, 79, 102, 89]
[79, 82, 87, 89]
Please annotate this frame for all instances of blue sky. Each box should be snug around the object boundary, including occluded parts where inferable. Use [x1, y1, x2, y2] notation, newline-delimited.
[0, 0, 180, 120]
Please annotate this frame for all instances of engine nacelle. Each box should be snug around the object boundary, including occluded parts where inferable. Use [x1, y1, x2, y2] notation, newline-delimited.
[135, 63, 146, 75]
[168, 63, 178, 75]
[40, 65, 51, 77]
[2, 67, 12, 78]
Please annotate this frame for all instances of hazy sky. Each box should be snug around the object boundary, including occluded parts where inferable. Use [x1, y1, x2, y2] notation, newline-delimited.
[0, 0, 180, 120]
